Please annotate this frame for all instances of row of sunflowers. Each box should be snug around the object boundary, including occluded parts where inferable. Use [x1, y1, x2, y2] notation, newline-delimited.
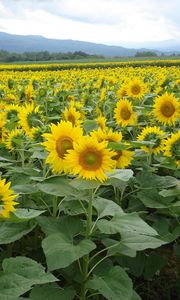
[0, 62, 179, 300]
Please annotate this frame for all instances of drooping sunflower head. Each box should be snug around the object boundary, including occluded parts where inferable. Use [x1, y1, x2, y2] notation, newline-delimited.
[0, 116, 7, 143]
[0, 178, 18, 218]
[66, 136, 116, 182]
[137, 126, 165, 154]
[96, 115, 107, 130]
[62, 105, 82, 126]
[5, 128, 25, 151]
[126, 78, 146, 99]
[90, 127, 122, 143]
[114, 99, 137, 127]
[18, 102, 41, 138]
[164, 130, 180, 166]
[153, 93, 180, 125]
[42, 121, 83, 174]
[112, 148, 134, 169]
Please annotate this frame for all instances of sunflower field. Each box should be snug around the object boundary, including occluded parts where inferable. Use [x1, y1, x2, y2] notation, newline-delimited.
[0, 61, 180, 300]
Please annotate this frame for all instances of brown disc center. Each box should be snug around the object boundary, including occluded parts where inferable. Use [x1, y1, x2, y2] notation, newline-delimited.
[56, 136, 73, 158]
[160, 101, 175, 117]
[79, 148, 102, 171]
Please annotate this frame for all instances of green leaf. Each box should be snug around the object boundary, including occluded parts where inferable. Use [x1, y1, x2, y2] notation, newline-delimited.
[136, 172, 178, 189]
[137, 190, 175, 208]
[108, 142, 129, 151]
[2, 256, 57, 285]
[159, 188, 180, 197]
[12, 184, 39, 194]
[88, 266, 133, 300]
[38, 216, 82, 238]
[30, 284, 76, 300]
[102, 238, 136, 257]
[0, 273, 31, 300]
[70, 178, 101, 190]
[120, 232, 164, 251]
[93, 197, 124, 218]
[83, 120, 98, 133]
[0, 221, 36, 244]
[97, 212, 158, 236]
[37, 176, 76, 196]
[108, 169, 134, 182]
[42, 232, 96, 271]
[0, 257, 57, 300]
[12, 208, 45, 222]
[143, 253, 166, 279]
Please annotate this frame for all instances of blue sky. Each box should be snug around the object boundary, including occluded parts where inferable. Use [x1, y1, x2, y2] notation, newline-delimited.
[0, 0, 179, 44]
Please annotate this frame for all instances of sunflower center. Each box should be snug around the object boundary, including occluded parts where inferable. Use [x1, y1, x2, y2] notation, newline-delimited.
[112, 150, 122, 160]
[79, 149, 102, 170]
[120, 107, 131, 120]
[160, 101, 175, 117]
[67, 113, 75, 125]
[131, 85, 141, 95]
[56, 136, 73, 159]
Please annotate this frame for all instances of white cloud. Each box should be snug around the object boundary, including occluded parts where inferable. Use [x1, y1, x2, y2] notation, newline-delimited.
[0, 0, 179, 44]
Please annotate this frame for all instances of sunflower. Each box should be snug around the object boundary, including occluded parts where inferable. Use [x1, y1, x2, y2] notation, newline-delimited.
[114, 99, 137, 127]
[137, 126, 165, 154]
[66, 136, 116, 182]
[42, 121, 83, 173]
[117, 84, 127, 98]
[96, 115, 107, 130]
[126, 78, 146, 99]
[91, 127, 122, 143]
[63, 106, 82, 126]
[0, 178, 18, 218]
[0, 117, 7, 143]
[18, 102, 40, 138]
[164, 131, 180, 167]
[153, 93, 180, 125]
[5, 128, 24, 151]
[112, 149, 134, 169]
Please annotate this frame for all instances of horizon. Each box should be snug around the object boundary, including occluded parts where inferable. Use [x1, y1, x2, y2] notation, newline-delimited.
[0, 0, 180, 46]
[0, 31, 179, 51]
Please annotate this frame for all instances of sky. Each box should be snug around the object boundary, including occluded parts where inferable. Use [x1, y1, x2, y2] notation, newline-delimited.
[0, 0, 179, 45]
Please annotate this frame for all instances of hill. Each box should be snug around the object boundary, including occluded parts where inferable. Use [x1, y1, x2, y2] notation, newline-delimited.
[0, 32, 148, 57]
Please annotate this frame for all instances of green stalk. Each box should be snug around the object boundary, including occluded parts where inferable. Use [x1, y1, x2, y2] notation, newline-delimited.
[80, 189, 94, 300]
[52, 196, 58, 218]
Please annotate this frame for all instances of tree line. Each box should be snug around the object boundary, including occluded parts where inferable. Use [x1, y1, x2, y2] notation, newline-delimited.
[0, 50, 104, 62]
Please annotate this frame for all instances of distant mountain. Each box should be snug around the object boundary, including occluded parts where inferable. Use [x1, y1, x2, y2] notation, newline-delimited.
[0, 32, 159, 57]
[115, 39, 180, 53]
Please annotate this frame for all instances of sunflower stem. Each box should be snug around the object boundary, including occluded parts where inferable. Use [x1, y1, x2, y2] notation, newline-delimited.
[80, 189, 94, 300]
[52, 196, 58, 218]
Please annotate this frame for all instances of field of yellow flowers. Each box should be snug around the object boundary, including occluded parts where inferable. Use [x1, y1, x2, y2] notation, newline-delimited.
[0, 61, 180, 300]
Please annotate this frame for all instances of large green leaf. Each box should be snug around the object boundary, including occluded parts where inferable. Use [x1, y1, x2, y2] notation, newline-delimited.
[136, 172, 178, 189]
[0, 221, 36, 244]
[2, 256, 57, 285]
[37, 216, 82, 238]
[70, 178, 100, 190]
[42, 232, 96, 271]
[30, 284, 75, 300]
[97, 212, 157, 236]
[93, 197, 124, 218]
[37, 176, 76, 196]
[120, 232, 164, 251]
[12, 184, 39, 194]
[106, 169, 134, 187]
[88, 266, 133, 300]
[0, 257, 57, 300]
[137, 190, 175, 208]
[9, 208, 45, 222]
